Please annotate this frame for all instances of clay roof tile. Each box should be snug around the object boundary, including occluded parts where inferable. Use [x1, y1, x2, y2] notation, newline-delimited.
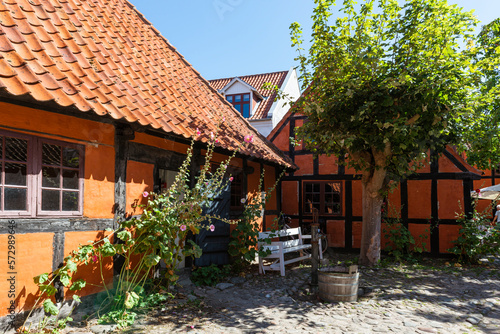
[0, 0, 293, 168]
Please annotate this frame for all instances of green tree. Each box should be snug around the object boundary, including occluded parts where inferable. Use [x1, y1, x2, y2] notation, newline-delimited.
[458, 18, 500, 170]
[291, 0, 496, 266]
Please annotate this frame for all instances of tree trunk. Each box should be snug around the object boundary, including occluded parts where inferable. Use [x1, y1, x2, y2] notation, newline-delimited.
[358, 145, 390, 267]
[359, 169, 386, 266]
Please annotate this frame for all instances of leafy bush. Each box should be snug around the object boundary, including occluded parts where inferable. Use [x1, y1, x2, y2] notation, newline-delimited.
[27, 129, 261, 329]
[449, 201, 500, 263]
[382, 205, 427, 263]
[190, 264, 232, 286]
[228, 169, 284, 269]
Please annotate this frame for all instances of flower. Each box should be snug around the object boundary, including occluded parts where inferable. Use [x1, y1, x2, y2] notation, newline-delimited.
[92, 255, 98, 263]
[142, 191, 149, 198]
[196, 128, 201, 136]
[229, 176, 234, 182]
[180, 225, 187, 231]
[210, 132, 215, 140]
[209, 224, 215, 232]
[240, 198, 246, 204]
[215, 139, 219, 143]
[244, 135, 254, 143]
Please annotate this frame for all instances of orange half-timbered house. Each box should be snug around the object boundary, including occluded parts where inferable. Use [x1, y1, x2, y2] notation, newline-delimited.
[0, 0, 293, 328]
[269, 109, 483, 256]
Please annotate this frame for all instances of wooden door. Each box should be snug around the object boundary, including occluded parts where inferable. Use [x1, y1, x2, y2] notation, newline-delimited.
[194, 183, 231, 266]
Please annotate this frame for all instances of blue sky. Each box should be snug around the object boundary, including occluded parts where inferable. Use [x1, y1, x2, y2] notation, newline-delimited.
[130, 0, 499, 81]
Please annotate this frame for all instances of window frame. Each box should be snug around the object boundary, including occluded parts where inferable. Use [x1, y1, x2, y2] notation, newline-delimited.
[226, 93, 251, 118]
[0, 130, 85, 218]
[303, 181, 342, 216]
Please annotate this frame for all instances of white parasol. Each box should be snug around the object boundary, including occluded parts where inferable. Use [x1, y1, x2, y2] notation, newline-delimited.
[470, 184, 500, 200]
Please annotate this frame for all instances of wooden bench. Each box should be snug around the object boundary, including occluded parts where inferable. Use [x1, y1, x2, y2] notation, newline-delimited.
[258, 227, 323, 276]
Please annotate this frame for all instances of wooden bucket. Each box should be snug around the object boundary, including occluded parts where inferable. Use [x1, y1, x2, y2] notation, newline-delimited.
[318, 265, 359, 302]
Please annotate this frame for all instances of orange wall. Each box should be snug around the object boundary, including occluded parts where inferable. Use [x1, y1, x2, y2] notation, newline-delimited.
[294, 155, 314, 176]
[0, 233, 54, 316]
[437, 180, 464, 220]
[439, 225, 461, 253]
[126, 161, 155, 217]
[0, 102, 117, 219]
[64, 231, 114, 298]
[327, 220, 345, 247]
[84, 145, 115, 218]
[352, 180, 363, 217]
[282, 181, 298, 215]
[0, 102, 114, 147]
[264, 166, 277, 211]
[271, 122, 290, 152]
[318, 155, 338, 175]
[407, 180, 432, 219]
[132, 132, 189, 155]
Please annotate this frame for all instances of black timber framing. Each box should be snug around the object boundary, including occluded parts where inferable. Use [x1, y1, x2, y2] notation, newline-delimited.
[430, 151, 440, 255]
[281, 109, 482, 253]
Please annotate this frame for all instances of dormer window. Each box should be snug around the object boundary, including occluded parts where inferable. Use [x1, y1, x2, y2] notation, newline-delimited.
[226, 93, 250, 118]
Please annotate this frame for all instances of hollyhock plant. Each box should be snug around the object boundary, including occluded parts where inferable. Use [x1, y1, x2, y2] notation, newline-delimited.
[142, 191, 149, 198]
[180, 225, 187, 231]
[244, 135, 254, 143]
[210, 224, 215, 232]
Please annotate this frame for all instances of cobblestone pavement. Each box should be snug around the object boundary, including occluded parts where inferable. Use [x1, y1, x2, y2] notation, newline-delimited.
[68, 254, 500, 334]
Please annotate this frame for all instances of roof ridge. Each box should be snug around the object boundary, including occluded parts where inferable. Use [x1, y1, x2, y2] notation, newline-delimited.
[209, 69, 289, 82]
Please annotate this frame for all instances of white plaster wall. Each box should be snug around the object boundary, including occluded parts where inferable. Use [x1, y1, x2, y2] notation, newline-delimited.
[271, 68, 301, 128]
[225, 81, 250, 95]
[250, 119, 273, 137]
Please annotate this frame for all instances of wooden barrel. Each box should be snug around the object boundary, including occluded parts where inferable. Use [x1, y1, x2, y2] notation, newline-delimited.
[318, 268, 359, 302]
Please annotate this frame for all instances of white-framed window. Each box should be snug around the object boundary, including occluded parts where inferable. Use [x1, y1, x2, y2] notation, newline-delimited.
[0, 130, 84, 217]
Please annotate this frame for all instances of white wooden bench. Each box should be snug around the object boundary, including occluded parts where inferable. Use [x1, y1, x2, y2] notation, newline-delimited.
[258, 227, 323, 276]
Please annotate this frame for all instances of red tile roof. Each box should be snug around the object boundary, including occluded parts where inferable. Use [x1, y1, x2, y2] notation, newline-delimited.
[209, 70, 289, 119]
[0, 0, 293, 168]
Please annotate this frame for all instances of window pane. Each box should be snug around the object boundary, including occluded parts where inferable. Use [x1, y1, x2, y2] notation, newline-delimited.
[42, 190, 60, 211]
[234, 104, 241, 112]
[42, 167, 60, 188]
[4, 188, 27, 210]
[62, 147, 80, 168]
[243, 94, 250, 101]
[305, 183, 312, 192]
[313, 184, 320, 192]
[226, 96, 233, 103]
[242, 103, 250, 118]
[5, 137, 28, 162]
[5, 162, 27, 186]
[42, 143, 61, 165]
[234, 95, 241, 102]
[62, 170, 79, 189]
[326, 182, 341, 193]
[62, 191, 78, 211]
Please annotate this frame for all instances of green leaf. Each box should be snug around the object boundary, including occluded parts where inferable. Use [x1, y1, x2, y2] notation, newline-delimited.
[124, 291, 140, 309]
[59, 273, 71, 287]
[43, 299, 59, 316]
[143, 254, 161, 267]
[100, 241, 116, 257]
[66, 259, 78, 273]
[117, 230, 132, 242]
[39, 284, 57, 296]
[72, 295, 81, 303]
[34, 273, 49, 285]
[69, 279, 86, 291]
